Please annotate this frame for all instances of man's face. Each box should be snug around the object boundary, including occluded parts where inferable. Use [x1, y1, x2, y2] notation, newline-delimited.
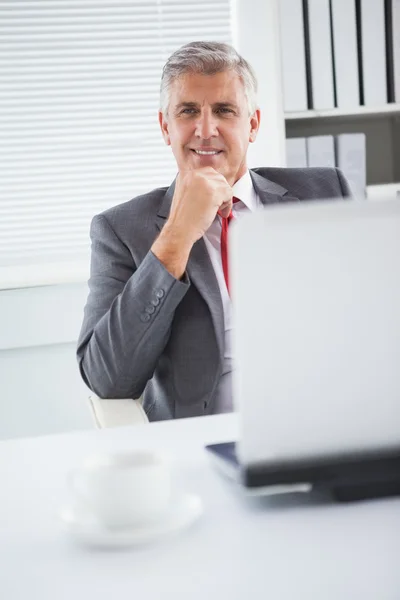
[159, 71, 260, 186]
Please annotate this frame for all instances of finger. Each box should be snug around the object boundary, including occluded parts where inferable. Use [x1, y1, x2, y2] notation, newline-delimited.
[217, 199, 233, 219]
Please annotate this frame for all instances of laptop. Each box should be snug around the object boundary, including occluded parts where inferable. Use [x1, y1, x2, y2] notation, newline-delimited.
[206, 196, 400, 501]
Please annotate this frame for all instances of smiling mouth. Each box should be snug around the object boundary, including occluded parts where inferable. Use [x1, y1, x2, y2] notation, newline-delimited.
[191, 149, 223, 156]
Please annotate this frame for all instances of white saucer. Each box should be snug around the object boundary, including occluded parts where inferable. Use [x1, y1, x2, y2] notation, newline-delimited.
[59, 493, 203, 549]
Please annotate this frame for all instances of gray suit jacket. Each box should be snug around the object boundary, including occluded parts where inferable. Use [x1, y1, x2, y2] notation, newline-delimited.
[77, 167, 352, 421]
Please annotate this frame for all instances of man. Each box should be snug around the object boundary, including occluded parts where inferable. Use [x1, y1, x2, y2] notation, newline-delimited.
[77, 41, 352, 421]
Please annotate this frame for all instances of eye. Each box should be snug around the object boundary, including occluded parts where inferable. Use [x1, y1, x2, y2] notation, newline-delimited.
[180, 108, 197, 115]
[216, 107, 234, 115]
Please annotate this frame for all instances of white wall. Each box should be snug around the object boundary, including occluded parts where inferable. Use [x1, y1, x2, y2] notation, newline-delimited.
[235, 0, 286, 168]
[0, 283, 93, 440]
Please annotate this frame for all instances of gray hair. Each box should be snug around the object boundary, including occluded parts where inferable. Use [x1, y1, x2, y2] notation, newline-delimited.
[160, 41, 258, 118]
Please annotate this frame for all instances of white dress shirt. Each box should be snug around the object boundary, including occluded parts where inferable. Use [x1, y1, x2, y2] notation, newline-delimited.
[203, 170, 262, 413]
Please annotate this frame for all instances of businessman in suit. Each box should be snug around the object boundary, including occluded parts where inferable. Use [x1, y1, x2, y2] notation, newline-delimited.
[77, 41, 352, 421]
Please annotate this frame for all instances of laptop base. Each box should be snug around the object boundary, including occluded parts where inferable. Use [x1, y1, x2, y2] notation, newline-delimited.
[331, 480, 400, 502]
[206, 442, 400, 503]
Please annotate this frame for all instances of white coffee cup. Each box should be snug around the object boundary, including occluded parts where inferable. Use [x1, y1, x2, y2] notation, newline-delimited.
[68, 450, 171, 529]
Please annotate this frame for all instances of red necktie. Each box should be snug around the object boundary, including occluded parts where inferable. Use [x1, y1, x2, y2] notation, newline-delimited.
[220, 197, 240, 294]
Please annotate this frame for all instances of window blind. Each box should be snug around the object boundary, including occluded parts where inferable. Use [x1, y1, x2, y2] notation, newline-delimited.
[0, 0, 233, 276]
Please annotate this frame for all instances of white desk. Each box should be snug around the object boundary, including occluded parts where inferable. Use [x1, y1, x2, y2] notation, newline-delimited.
[1, 414, 399, 600]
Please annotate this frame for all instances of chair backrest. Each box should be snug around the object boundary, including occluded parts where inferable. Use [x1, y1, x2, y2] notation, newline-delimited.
[88, 395, 149, 428]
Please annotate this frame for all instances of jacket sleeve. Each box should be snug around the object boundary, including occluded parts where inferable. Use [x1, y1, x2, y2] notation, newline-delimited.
[76, 213, 190, 399]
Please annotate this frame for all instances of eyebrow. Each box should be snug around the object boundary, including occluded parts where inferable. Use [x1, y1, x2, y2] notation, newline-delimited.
[174, 101, 239, 111]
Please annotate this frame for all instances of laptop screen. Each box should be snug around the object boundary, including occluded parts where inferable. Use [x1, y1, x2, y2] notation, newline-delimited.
[231, 197, 400, 466]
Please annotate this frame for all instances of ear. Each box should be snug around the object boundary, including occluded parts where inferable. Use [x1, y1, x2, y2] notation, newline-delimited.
[249, 108, 261, 143]
[159, 111, 171, 146]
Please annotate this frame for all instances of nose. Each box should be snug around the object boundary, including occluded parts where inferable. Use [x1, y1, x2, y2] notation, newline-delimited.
[195, 109, 218, 139]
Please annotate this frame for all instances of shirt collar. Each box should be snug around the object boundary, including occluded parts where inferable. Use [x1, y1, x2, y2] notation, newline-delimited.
[232, 170, 259, 212]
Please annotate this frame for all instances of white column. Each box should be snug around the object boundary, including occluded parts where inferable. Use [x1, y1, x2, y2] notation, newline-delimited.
[234, 0, 286, 168]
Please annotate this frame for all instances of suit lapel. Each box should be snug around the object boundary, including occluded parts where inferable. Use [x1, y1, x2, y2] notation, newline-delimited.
[249, 169, 300, 206]
[155, 178, 225, 364]
[186, 238, 225, 363]
[155, 179, 175, 224]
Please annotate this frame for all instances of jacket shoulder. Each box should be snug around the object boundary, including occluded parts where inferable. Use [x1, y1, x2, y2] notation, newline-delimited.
[97, 186, 168, 226]
[252, 167, 351, 199]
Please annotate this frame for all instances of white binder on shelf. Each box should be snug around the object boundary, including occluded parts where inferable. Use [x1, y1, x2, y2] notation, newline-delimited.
[306, 0, 335, 109]
[360, 0, 387, 106]
[386, 0, 400, 102]
[285, 138, 308, 168]
[330, 0, 360, 108]
[279, 0, 308, 112]
[306, 135, 336, 168]
[335, 133, 367, 199]
[392, 0, 400, 101]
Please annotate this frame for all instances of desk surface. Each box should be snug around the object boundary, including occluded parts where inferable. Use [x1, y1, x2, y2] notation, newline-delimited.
[1, 414, 399, 600]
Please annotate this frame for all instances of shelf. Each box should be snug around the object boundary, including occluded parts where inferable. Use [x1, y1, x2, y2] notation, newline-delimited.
[285, 103, 400, 121]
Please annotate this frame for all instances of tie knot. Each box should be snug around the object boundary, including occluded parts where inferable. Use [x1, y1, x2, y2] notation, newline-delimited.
[227, 197, 240, 220]
[218, 197, 240, 220]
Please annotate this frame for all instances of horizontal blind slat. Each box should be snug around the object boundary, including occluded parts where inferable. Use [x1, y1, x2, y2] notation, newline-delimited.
[0, 1, 230, 12]
[0, 24, 231, 39]
[0, 13, 230, 27]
